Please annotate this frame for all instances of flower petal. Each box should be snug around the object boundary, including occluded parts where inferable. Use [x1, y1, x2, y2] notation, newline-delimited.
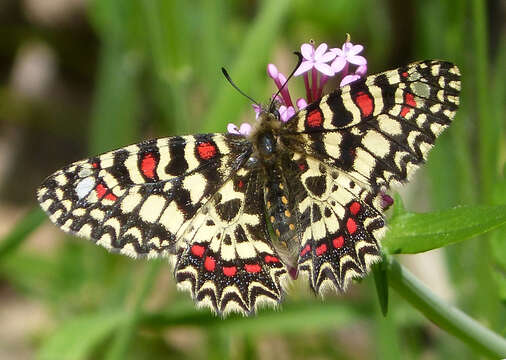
[342, 41, 354, 53]
[300, 43, 314, 60]
[319, 50, 337, 63]
[296, 98, 308, 110]
[294, 61, 314, 76]
[340, 74, 361, 87]
[348, 44, 364, 56]
[267, 64, 278, 79]
[330, 47, 343, 57]
[227, 123, 240, 134]
[348, 55, 367, 66]
[355, 64, 367, 76]
[252, 104, 261, 119]
[239, 123, 252, 135]
[315, 62, 335, 76]
[331, 56, 346, 73]
[313, 43, 328, 59]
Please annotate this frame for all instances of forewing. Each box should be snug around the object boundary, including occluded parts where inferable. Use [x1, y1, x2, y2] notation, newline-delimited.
[36, 134, 251, 258]
[174, 166, 288, 315]
[282, 60, 461, 190]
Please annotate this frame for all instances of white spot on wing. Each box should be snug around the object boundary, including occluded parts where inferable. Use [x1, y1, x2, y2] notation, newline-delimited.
[75, 177, 95, 200]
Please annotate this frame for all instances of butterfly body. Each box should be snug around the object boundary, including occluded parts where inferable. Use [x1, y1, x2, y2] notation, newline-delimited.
[37, 60, 461, 315]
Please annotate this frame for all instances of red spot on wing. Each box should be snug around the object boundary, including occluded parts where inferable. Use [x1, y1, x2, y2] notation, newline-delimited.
[264, 255, 279, 263]
[197, 142, 217, 160]
[191, 244, 205, 258]
[92, 162, 99, 168]
[400, 106, 410, 117]
[298, 163, 306, 171]
[355, 91, 373, 117]
[204, 256, 216, 271]
[307, 109, 323, 127]
[141, 153, 157, 179]
[95, 183, 117, 201]
[333, 236, 344, 249]
[245, 264, 261, 273]
[405, 92, 416, 107]
[316, 243, 327, 256]
[300, 244, 311, 257]
[238, 180, 244, 189]
[349, 201, 361, 215]
[346, 218, 357, 234]
[95, 183, 107, 199]
[104, 193, 117, 201]
[222, 266, 237, 277]
[401, 71, 408, 78]
[400, 93, 417, 118]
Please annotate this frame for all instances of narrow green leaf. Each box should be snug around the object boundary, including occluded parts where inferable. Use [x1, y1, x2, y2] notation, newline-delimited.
[383, 205, 506, 254]
[372, 258, 389, 316]
[37, 311, 126, 360]
[0, 208, 46, 260]
[202, 0, 291, 132]
[141, 301, 359, 335]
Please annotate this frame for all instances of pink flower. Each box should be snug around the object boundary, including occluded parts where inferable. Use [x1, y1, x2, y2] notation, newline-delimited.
[267, 64, 293, 107]
[340, 64, 368, 87]
[330, 41, 367, 73]
[294, 43, 336, 77]
[279, 105, 295, 122]
[296, 98, 308, 110]
[227, 122, 252, 136]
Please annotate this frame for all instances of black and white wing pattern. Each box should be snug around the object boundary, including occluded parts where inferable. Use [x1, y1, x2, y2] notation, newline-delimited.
[37, 59, 461, 314]
[37, 134, 288, 314]
[279, 60, 461, 293]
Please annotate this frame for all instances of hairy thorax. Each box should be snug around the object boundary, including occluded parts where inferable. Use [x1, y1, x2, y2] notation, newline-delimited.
[248, 111, 300, 270]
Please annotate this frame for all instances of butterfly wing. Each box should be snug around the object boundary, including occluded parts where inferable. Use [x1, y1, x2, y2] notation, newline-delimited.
[282, 60, 461, 190]
[37, 133, 288, 314]
[36, 134, 252, 258]
[279, 60, 461, 293]
[175, 166, 288, 315]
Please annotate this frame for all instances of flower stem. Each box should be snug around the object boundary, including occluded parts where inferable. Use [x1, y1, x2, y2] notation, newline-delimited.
[311, 68, 317, 101]
[386, 256, 506, 358]
[303, 73, 311, 103]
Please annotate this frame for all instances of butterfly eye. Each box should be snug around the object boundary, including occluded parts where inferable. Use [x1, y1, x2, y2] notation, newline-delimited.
[272, 109, 280, 120]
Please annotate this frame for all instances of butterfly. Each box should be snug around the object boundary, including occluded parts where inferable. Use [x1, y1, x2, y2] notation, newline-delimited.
[37, 60, 461, 315]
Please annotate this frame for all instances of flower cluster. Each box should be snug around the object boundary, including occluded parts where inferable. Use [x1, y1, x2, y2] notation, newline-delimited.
[228, 35, 368, 136]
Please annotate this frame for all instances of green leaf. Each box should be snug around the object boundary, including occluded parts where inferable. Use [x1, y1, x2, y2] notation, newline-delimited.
[37, 311, 126, 360]
[202, 0, 291, 133]
[141, 300, 359, 335]
[383, 205, 506, 254]
[0, 208, 46, 260]
[372, 257, 389, 316]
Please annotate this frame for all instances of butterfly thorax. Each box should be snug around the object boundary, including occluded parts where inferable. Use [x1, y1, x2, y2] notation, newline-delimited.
[248, 111, 300, 269]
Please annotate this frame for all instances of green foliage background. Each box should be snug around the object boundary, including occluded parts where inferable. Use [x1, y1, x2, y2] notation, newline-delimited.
[0, 0, 505, 359]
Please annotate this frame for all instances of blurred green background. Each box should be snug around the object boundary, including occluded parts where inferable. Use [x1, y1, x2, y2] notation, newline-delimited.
[0, 0, 505, 359]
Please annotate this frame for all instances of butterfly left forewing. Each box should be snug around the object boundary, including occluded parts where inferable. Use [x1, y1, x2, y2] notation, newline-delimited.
[37, 133, 251, 258]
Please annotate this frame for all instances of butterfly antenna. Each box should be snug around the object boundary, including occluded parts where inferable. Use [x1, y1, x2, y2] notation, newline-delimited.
[221, 68, 260, 106]
[268, 51, 303, 112]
